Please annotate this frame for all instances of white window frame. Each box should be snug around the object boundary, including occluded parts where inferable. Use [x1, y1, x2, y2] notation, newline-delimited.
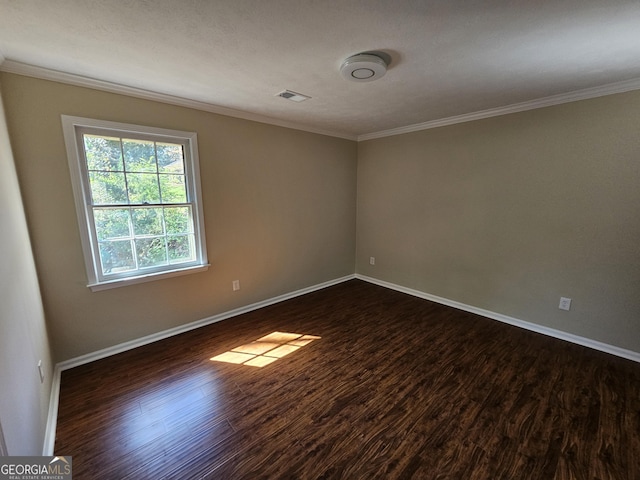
[62, 115, 209, 291]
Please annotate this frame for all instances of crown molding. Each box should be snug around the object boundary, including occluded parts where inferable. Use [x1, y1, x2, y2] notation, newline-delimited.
[2, 59, 640, 143]
[358, 77, 640, 141]
[0, 60, 357, 141]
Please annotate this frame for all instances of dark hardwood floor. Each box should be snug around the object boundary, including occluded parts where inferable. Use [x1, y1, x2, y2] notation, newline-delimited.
[55, 280, 640, 479]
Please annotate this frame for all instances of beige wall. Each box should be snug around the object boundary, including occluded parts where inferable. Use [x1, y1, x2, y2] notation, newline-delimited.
[357, 91, 640, 352]
[3, 69, 639, 368]
[0, 83, 53, 454]
[1, 73, 357, 362]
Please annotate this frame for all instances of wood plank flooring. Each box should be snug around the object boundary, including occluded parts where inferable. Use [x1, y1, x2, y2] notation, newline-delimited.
[55, 280, 640, 479]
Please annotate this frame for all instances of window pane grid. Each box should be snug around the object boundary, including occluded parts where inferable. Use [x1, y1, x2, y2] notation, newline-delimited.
[94, 205, 195, 276]
[64, 116, 207, 289]
[84, 135, 188, 207]
[84, 132, 196, 279]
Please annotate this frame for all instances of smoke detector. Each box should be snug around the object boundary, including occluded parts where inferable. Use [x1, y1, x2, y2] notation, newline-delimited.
[340, 53, 388, 82]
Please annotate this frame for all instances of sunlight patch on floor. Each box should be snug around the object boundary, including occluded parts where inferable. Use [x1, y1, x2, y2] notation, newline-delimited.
[210, 332, 320, 367]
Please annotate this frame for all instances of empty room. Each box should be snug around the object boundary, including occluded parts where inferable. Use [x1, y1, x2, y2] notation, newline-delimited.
[0, 1, 639, 478]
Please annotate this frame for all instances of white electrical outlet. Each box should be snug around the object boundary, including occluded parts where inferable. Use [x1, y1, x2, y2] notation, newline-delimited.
[370, 257, 375, 265]
[37, 360, 44, 383]
[232, 280, 240, 291]
[559, 297, 572, 311]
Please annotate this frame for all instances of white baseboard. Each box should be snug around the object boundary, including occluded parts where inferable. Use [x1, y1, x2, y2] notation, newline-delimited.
[45, 272, 638, 454]
[356, 274, 640, 363]
[44, 274, 354, 454]
[57, 274, 356, 372]
[42, 365, 61, 455]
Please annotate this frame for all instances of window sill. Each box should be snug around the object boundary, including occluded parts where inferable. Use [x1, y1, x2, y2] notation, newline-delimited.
[88, 264, 210, 292]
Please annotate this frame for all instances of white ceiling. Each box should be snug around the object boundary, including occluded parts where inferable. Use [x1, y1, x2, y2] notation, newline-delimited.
[1, 0, 640, 139]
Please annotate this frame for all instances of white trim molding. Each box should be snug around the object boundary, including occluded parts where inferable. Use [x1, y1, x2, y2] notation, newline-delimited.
[357, 77, 640, 141]
[0, 417, 8, 456]
[61, 115, 210, 290]
[356, 274, 640, 363]
[56, 275, 355, 371]
[42, 365, 62, 455]
[43, 272, 638, 454]
[0, 60, 356, 141]
[44, 274, 354, 454]
[3, 60, 640, 143]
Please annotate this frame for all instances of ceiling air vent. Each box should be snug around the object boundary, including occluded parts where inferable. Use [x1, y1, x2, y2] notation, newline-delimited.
[276, 90, 311, 102]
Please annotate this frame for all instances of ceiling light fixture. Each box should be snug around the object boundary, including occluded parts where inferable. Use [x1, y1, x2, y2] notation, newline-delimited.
[340, 53, 388, 82]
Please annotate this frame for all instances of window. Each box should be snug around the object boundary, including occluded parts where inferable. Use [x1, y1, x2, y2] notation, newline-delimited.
[62, 116, 208, 291]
